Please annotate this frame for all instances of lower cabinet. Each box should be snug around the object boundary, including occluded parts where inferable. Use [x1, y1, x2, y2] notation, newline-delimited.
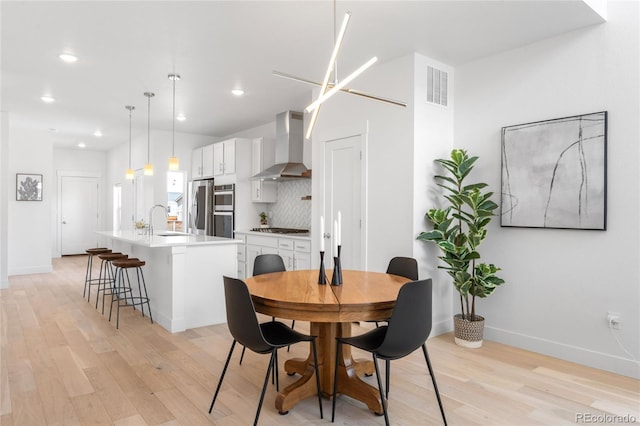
[244, 234, 311, 276]
[237, 234, 247, 279]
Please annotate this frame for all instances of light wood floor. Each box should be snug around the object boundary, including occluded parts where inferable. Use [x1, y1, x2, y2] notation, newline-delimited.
[1, 255, 638, 425]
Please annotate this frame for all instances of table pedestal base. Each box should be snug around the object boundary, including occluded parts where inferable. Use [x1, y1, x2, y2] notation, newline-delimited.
[276, 321, 382, 415]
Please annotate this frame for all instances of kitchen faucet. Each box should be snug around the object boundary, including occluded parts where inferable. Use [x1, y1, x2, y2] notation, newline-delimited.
[149, 204, 167, 236]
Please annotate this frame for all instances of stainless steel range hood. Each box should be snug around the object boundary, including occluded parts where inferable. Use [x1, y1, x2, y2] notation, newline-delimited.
[251, 111, 310, 181]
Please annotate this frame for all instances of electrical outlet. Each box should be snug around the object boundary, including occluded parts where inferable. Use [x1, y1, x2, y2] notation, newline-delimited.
[607, 312, 622, 330]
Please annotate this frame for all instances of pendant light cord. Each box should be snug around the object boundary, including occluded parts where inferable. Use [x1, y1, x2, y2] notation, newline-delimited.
[128, 107, 132, 168]
[171, 77, 176, 157]
[147, 95, 151, 164]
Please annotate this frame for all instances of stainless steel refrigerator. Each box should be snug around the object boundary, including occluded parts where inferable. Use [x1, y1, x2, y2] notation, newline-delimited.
[188, 179, 214, 235]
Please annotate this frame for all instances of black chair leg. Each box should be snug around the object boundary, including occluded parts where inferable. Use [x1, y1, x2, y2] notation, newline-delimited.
[254, 350, 275, 426]
[385, 359, 390, 399]
[239, 345, 246, 365]
[311, 339, 323, 419]
[372, 354, 390, 426]
[274, 349, 279, 391]
[287, 320, 296, 352]
[209, 340, 237, 413]
[331, 341, 341, 422]
[422, 344, 447, 426]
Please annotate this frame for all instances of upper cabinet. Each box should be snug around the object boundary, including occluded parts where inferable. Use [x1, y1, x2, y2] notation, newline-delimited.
[192, 144, 214, 179]
[251, 137, 277, 203]
[214, 139, 236, 177]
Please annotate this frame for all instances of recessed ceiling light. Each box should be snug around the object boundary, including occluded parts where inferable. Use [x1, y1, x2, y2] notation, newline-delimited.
[93, 130, 103, 137]
[59, 53, 78, 63]
[231, 89, 244, 96]
[176, 114, 186, 121]
[41, 96, 55, 103]
[78, 142, 86, 148]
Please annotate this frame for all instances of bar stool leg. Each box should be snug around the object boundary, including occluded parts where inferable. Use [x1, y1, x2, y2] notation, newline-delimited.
[83, 254, 93, 298]
[134, 266, 153, 323]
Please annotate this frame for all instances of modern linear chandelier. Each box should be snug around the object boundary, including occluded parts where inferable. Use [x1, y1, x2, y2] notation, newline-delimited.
[273, 2, 406, 139]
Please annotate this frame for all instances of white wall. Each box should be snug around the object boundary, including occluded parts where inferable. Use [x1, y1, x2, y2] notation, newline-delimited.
[455, 1, 639, 378]
[0, 112, 9, 288]
[411, 53, 457, 336]
[7, 127, 54, 275]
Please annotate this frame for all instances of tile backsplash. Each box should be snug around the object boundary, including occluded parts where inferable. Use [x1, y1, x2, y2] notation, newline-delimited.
[268, 179, 311, 229]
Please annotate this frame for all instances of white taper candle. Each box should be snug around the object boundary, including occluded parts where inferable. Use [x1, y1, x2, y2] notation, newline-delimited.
[320, 216, 325, 252]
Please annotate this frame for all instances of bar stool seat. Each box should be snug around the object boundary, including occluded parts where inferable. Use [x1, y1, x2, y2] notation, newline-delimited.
[95, 252, 128, 313]
[109, 258, 153, 329]
[84, 248, 111, 301]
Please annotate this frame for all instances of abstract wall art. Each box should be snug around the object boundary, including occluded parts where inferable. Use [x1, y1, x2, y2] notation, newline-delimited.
[501, 111, 607, 230]
[16, 173, 43, 201]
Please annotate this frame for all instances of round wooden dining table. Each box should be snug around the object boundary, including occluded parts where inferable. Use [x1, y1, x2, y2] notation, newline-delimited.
[244, 269, 410, 415]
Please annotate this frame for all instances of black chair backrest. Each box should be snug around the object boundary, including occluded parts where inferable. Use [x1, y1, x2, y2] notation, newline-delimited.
[377, 279, 432, 359]
[223, 276, 271, 354]
[253, 254, 286, 276]
[386, 256, 418, 281]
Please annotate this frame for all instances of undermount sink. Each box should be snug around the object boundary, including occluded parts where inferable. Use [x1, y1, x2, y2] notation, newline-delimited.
[156, 232, 191, 237]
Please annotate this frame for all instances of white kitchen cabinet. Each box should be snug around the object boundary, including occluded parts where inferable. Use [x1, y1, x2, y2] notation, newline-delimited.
[293, 240, 311, 270]
[246, 234, 279, 277]
[191, 147, 203, 179]
[245, 234, 312, 273]
[191, 144, 214, 179]
[214, 139, 237, 177]
[237, 234, 247, 279]
[251, 137, 277, 203]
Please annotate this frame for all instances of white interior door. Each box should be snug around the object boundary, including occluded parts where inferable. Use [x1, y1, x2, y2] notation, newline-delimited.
[61, 176, 99, 255]
[324, 134, 362, 269]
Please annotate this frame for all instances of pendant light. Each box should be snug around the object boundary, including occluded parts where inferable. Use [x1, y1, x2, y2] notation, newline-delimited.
[125, 105, 135, 180]
[272, 0, 405, 139]
[168, 73, 180, 171]
[143, 91, 155, 176]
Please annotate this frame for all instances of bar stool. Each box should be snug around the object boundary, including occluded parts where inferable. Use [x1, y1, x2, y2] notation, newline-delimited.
[95, 252, 128, 313]
[83, 248, 111, 301]
[109, 258, 153, 329]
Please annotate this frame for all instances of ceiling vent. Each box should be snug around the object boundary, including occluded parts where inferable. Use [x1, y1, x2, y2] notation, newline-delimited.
[426, 66, 448, 107]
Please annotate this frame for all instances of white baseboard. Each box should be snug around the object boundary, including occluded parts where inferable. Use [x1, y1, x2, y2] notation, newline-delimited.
[485, 326, 640, 379]
[432, 318, 453, 338]
[8, 265, 53, 276]
[0, 279, 7, 289]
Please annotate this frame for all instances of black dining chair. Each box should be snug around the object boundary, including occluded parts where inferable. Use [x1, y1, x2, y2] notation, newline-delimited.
[209, 276, 323, 425]
[240, 253, 292, 365]
[370, 256, 419, 327]
[331, 278, 447, 426]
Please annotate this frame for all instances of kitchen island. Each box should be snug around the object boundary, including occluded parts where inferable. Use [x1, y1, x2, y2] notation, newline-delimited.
[97, 231, 241, 332]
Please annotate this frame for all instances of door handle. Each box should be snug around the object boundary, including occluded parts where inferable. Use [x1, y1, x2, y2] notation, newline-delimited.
[62, 221, 67, 224]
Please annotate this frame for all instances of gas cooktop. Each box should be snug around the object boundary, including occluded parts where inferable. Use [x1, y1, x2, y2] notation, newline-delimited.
[249, 227, 309, 234]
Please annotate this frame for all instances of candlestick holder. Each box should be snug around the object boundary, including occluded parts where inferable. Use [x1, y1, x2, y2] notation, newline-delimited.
[331, 245, 343, 286]
[318, 251, 327, 284]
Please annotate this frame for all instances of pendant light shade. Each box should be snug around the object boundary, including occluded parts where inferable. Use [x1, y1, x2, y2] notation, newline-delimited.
[143, 91, 155, 176]
[168, 73, 180, 171]
[125, 105, 135, 180]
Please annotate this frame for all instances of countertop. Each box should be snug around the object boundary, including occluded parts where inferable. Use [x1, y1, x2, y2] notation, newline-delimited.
[235, 230, 311, 241]
[98, 230, 242, 248]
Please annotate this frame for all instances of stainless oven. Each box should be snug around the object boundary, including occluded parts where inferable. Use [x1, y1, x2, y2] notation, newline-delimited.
[213, 184, 234, 211]
[213, 184, 235, 238]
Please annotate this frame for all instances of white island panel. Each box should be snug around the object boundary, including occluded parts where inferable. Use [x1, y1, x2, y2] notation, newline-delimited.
[98, 231, 239, 332]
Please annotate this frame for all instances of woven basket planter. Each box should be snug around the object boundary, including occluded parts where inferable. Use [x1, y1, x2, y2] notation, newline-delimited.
[454, 314, 485, 348]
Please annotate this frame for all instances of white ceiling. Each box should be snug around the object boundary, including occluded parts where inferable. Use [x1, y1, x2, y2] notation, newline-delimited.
[1, 1, 605, 151]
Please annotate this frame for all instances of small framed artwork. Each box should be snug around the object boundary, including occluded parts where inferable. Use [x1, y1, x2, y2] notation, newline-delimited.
[16, 173, 43, 201]
[501, 111, 607, 230]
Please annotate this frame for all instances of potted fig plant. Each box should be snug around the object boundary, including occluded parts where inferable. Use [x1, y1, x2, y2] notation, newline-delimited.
[418, 149, 505, 348]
